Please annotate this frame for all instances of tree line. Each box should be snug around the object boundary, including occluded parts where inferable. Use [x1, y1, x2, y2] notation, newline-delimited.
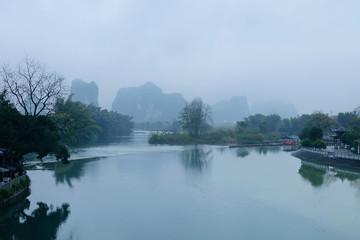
[150, 98, 360, 147]
[0, 57, 134, 165]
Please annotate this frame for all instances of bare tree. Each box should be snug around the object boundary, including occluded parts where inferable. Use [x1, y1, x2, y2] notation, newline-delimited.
[179, 99, 212, 138]
[0, 56, 67, 117]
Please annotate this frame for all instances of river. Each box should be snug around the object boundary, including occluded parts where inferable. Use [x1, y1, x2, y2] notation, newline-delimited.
[1, 131, 360, 240]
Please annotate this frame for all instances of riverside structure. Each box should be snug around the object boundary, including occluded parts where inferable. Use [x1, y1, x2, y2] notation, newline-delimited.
[292, 147, 360, 169]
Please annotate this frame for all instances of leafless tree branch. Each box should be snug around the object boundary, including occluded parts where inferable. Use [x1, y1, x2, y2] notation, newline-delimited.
[0, 56, 67, 116]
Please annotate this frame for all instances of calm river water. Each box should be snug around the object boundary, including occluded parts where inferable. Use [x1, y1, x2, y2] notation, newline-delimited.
[2, 131, 360, 240]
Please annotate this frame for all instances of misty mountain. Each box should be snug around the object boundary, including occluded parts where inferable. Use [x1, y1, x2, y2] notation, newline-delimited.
[111, 82, 186, 122]
[70, 79, 99, 106]
[212, 96, 250, 124]
[250, 101, 298, 118]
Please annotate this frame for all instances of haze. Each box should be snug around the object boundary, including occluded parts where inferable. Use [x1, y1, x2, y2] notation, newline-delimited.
[1, 0, 359, 115]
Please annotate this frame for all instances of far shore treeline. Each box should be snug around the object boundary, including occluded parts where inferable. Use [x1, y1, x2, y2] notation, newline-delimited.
[149, 99, 360, 149]
[0, 57, 134, 166]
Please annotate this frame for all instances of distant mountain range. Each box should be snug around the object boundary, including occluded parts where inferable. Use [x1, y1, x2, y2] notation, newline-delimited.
[250, 101, 298, 119]
[212, 98, 297, 124]
[111, 82, 186, 122]
[70, 80, 298, 123]
[212, 96, 250, 124]
[70, 79, 99, 106]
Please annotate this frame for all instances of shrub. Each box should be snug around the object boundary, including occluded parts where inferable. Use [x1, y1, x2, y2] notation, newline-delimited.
[313, 139, 327, 149]
[301, 139, 313, 147]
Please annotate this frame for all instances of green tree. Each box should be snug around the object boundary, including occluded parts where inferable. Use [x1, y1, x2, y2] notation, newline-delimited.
[278, 118, 291, 133]
[299, 127, 310, 140]
[312, 139, 327, 149]
[54, 97, 100, 146]
[305, 111, 335, 131]
[309, 126, 324, 141]
[244, 114, 265, 129]
[55, 145, 71, 164]
[258, 121, 268, 133]
[88, 106, 134, 142]
[235, 121, 249, 134]
[289, 114, 310, 135]
[264, 114, 281, 132]
[299, 126, 323, 141]
[349, 118, 360, 131]
[0, 92, 26, 164]
[337, 112, 358, 128]
[179, 99, 212, 138]
[341, 131, 360, 148]
[26, 116, 61, 160]
[299, 126, 326, 149]
[0, 94, 66, 163]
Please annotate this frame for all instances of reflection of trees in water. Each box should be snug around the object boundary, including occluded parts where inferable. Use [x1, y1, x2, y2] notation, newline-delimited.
[218, 147, 227, 153]
[282, 145, 300, 152]
[298, 164, 327, 187]
[298, 162, 360, 188]
[255, 146, 281, 155]
[237, 149, 250, 158]
[182, 148, 213, 173]
[45, 157, 99, 188]
[0, 200, 70, 240]
[348, 180, 360, 199]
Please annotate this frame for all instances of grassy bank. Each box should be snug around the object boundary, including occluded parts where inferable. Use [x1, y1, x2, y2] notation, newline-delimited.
[149, 130, 236, 145]
[149, 129, 282, 145]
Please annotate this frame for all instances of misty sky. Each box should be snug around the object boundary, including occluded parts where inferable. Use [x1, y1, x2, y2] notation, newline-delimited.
[1, 0, 359, 115]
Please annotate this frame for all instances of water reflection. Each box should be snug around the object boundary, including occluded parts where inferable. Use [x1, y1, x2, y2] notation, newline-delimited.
[282, 145, 300, 152]
[298, 161, 360, 187]
[298, 164, 327, 187]
[44, 158, 99, 188]
[217, 146, 227, 153]
[237, 149, 250, 158]
[255, 146, 281, 155]
[181, 147, 213, 173]
[0, 200, 70, 240]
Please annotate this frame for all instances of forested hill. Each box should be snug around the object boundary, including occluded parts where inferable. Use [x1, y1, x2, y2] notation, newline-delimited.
[212, 96, 250, 124]
[70, 79, 99, 106]
[111, 82, 186, 122]
[250, 101, 298, 118]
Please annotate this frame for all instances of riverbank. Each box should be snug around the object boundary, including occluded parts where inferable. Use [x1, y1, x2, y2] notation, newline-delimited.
[0, 174, 31, 208]
[148, 132, 237, 145]
[148, 130, 285, 146]
[229, 143, 297, 148]
[292, 148, 360, 169]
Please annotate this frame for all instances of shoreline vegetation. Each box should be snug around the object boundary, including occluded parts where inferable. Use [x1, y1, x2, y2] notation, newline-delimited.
[0, 56, 135, 167]
[148, 100, 360, 152]
[0, 175, 30, 207]
[148, 129, 284, 146]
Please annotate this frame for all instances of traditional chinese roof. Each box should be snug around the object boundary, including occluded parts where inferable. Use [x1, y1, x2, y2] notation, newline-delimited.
[332, 127, 346, 139]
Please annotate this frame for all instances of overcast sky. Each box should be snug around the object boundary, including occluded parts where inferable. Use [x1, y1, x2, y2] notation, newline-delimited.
[1, 0, 359, 114]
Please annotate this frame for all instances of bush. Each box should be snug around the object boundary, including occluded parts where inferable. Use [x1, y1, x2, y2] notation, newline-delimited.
[0, 175, 31, 202]
[236, 129, 266, 144]
[149, 132, 192, 145]
[0, 189, 12, 200]
[301, 138, 326, 149]
[313, 139, 327, 149]
[301, 139, 313, 147]
[55, 145, 70, 164]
